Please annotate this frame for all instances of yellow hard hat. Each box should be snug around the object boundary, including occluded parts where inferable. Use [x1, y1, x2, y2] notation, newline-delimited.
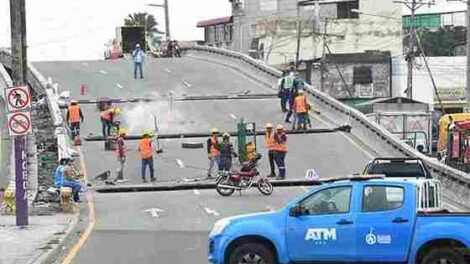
[119, 128, 128, 136]
[265, 123, 273, 129]
[114, 108, 122, 115]
[210, 128, 219, 134]
[276, 124, 284, 130]
[142, 130, 153, 137]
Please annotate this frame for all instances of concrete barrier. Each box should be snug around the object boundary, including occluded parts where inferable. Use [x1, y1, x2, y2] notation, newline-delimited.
[184, 45, 470, 209]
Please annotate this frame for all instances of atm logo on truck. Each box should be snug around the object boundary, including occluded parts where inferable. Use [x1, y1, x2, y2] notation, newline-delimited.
[305, 228, 337, 244]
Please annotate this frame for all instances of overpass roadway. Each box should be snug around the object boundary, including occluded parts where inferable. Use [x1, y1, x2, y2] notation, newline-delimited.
[32, 56, 416, 263]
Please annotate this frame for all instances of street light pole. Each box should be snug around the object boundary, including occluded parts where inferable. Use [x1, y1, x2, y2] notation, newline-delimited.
[9, 0, 28, 226]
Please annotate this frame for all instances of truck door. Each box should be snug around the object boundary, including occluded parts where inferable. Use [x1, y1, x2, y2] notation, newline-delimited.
[355, 184, 414, 262]
[286, 186, 356, 261]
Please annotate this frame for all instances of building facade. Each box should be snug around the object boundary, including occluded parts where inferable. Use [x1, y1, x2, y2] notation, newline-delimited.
[402, 0, 467, 30]
[197, 17, 234, 49]
[229, 0, 403, 67]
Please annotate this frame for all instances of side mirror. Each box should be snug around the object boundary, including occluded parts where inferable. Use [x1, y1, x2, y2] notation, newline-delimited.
[289, 204, 303, 217]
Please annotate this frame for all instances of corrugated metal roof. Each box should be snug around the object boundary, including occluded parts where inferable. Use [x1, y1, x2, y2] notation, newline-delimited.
[197, 16, 232, 27]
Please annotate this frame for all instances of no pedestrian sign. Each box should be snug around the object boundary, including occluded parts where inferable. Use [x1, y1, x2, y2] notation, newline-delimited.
[8, 112, 32, 136]
[5, 86, 31, 112]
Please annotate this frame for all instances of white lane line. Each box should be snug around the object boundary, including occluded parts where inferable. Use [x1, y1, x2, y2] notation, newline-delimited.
[141, 208, 165, 218]
[266, 205, 276, 211]
[100, 70, 107, 75]
[204, 207, 220, 217]
[116, 83, 123, 89]
[311, 112, 375, 159]
[176, 159, 185, 168]
[230, 114, 237, 120]
[164, 68, 171, 73]
[193, 189, 201, 195]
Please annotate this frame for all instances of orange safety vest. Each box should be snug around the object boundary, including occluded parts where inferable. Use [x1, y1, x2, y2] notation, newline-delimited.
[273, 132, 287, 152]
[209, 136, 220, 157]
[68, 105, 81, 123]
[138, 138, 153, 159]
[294, 95, 308, 113]
[265, 132, 276, 151]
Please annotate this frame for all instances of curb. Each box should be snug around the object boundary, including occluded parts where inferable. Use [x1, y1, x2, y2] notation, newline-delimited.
[32, 211, 80, 264]
[95, 179, 326, 193]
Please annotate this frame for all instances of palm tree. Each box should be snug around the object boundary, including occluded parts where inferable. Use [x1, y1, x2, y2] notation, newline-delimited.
[124, 13, 163, 49]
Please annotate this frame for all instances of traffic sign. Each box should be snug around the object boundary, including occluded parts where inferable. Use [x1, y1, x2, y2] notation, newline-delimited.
[7, 112, 32, 136]
[5, 86, 31, 112]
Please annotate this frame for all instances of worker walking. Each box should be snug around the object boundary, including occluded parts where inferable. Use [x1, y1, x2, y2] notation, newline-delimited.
[277, 71, 288, 112]
[273, 124, 287, 180]
[66, 100, 84, 140]
[115, 128, 127, 181]
[219, 133, 237, 172]
[139, 131, 156, 183]
[285, 72, 301, 123]
[279, 71, 295, 113]
[207, 128, 220, 178]
[132, 44, 145, 79]
[293, 89, 309, 130]
[265, 123, 276, 177]
[101, 108, 121, 137]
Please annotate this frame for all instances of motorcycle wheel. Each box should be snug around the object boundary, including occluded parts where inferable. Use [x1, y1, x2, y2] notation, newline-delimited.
[216, 178, 235, 196]
[257, 180, 273, 196]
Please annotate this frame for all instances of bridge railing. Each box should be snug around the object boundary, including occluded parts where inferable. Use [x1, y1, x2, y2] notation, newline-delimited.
[184, 45, 470, 208]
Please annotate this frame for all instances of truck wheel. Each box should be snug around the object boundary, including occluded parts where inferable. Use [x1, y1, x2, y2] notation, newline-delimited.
[421, 248, 466, 264]
[228, 243, 276, 264]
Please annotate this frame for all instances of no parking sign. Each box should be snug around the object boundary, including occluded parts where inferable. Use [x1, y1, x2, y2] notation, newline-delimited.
[7, 112, 32, 136]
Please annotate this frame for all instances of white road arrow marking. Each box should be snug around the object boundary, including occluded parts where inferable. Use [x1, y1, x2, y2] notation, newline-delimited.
[176, 159, 185, 168]
[230, 114, 237, 120]
[116, 83, 123, 89]
[183, 81, 192, 88]
[142, 208, 165, 218]
[100, 70, 107, 75]
[204, 207, 220, 217]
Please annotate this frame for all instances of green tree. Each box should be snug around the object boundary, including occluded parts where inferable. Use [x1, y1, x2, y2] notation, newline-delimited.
[124, 12, 163, 49]
[416, 26, 467, 56]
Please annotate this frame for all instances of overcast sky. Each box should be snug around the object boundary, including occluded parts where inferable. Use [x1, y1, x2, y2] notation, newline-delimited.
[0, 0, 231, 61]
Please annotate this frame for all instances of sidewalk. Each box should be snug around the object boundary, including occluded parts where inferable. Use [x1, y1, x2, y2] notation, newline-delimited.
[0, 214, 75, 264]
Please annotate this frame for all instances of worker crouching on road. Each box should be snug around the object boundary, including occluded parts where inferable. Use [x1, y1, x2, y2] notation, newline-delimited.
[219, 133, 238, 172]
[293, 89, 309, 130]
[54, 158, 83, 203]
[265, 123, 277, 177]
[273, 124, 288, 180]
[115, 128, 127, 182]
[67, 100, 84, 140]
[101, 107, 121, 138]
[207, 128, 220, 178]
[139, 131, 156, 183]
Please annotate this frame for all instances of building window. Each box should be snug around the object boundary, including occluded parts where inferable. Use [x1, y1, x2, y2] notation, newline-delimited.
[353, 66, 372, 84]
[337, 0, 359, 19]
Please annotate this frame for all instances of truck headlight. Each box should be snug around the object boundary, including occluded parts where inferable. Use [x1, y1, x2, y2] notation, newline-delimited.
[212, 219, 230, 236]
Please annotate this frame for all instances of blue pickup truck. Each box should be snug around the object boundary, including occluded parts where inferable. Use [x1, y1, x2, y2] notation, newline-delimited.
[208, 178, 470, 264]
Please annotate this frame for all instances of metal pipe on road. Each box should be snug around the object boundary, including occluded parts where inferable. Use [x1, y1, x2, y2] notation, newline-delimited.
[85, 125, 352, 141]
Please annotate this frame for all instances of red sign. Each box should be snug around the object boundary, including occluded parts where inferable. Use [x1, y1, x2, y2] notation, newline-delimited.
[7, 112, 32, 136]
[451, 132, 460, 158]
[5, 86, 31, 112]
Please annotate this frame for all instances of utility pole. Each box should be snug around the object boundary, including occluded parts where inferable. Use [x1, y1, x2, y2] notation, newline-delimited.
[466, 0, 470, 112]
[147, 0, 171, 41]
[9, 0, 28, 226]
[395, 0, 435, 99]
[295, 2, 302, 70]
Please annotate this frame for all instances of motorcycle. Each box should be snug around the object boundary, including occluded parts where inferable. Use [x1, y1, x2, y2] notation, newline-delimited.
[215, 154, 273, 196]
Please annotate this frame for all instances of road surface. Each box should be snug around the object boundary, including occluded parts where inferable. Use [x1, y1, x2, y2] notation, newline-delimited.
[34, 56, 374, 263]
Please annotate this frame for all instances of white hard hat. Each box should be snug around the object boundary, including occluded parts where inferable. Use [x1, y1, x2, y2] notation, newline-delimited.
[276, 124, 284, 130]
[298, 89, 304, 94]
[136, 44, 141, 48]
[210, 128, 219, 134]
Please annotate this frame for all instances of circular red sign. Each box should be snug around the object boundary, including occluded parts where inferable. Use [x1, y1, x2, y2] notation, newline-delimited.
[7, 87, 30, 110]
[8, 113, 31, 134]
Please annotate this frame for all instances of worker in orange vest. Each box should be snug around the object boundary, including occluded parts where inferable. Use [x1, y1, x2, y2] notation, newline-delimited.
[101, 108, 121, 137]
[207, 128, 220, 178]
[273, 124, 287, 180]
[138, 131, 156, 183]
[293, 89, 309, 130]
[265, 123, 277, 177]
[66, 100, 84, 140]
